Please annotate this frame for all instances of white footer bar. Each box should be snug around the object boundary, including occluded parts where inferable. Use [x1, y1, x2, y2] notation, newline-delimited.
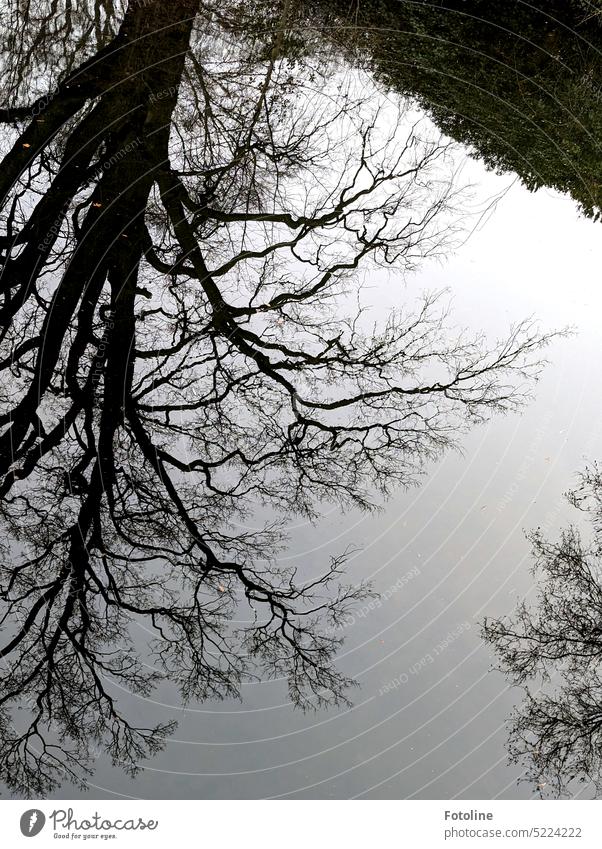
[0, 799, 600, 848]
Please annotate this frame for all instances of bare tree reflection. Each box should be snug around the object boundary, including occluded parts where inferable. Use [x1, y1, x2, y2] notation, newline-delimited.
[0, 0, 558, 794]
[484, 466, 602, 797]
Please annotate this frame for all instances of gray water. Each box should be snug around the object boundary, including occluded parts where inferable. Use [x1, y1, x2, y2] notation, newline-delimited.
[31, 157, 602, 800]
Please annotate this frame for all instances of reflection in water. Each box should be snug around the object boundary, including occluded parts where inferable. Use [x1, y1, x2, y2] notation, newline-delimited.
[317, 0, 602, 220]
[484, 466, 602, 798]
[0, 0, 595, 798]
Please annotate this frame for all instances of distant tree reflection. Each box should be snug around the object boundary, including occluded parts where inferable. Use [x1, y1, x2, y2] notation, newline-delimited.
[484, 466, 602, 797]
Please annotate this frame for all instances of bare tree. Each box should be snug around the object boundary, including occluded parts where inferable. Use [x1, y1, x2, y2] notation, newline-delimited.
[483, 466, 602, 797]
[0, 0, 558, 795]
